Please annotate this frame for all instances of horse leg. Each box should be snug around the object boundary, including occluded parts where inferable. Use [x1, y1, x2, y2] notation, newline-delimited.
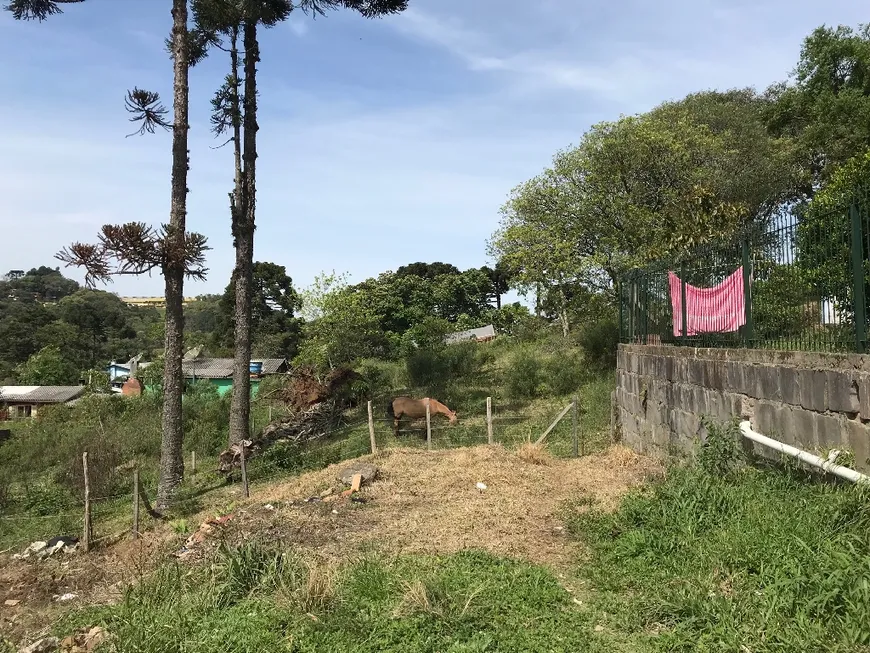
[393, 414, 401, 436]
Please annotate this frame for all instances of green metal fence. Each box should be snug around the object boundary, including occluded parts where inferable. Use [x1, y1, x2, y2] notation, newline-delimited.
[619, 186, 869, 353]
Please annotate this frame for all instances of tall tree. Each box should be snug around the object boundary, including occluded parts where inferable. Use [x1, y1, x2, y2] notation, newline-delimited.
[197, 0, 409, 446]
[766, 24, 870, 199]
[8, 0, 206, 508]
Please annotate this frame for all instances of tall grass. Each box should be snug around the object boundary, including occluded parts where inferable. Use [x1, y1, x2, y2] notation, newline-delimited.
[567, 423, 870, 653]
[60, 547, 595, 653]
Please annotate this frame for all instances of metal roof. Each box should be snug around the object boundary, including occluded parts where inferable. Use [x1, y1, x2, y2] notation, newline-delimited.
[0, 386, 86, 404]
[182, 358, 287, 379]
[444, 324, 496, 344]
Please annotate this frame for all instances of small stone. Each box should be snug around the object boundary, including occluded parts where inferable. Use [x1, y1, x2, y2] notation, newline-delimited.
[594, 625, 605, 633]
[337, 462, 378, 486]
[18, 637, 59, 653]
[83, 626, 109, 651]
[319, 487, 334, 498]
[4, 599, 20, 606]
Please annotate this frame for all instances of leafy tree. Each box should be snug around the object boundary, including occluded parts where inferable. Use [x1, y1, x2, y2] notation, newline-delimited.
[797, 151, 870, 326]
[57, 290, 137, 368]
[766, 24, 870, 198]
[8, 0, 207, 509]
[295, 286, 389, 369]
[0, 266, 79, 302]
[490, 92, 792, 335]
[218, 262, 302, 359]
[396, 262, 461, 279]
[15, 346, 79, 385]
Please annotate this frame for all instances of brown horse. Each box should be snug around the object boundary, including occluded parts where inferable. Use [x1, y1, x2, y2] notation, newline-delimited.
[387, 396, 457, 436]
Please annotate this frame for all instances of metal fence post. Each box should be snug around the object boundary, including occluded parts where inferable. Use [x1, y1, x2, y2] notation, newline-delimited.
[850, 202, 867, 353]
[741, 236, 755, 347]
[680, 263, 688, 344]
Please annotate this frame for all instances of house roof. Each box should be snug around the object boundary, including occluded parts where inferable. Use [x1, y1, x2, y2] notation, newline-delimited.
[444, 324, 496, 344]
[182, 358, 287, 379]
[0, 386, 86, 404]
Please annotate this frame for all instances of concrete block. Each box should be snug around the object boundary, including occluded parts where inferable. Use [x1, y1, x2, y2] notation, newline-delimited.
[858, 373, 870, 421]
[826, 370, 860, 414]
[754, 401, 792, 441]
[673, 358, 689, 383]
[792, 409, 817, 449]
[740, 365, 758, 398]
[725, 362, 742, 392]
[780, 367, 801, 407]
[723, 392, 743, 419]
[755, 365, 783, 402]
[687, 359, 706, 386]
[845, 419, 870, 472]
[706, 360, 725, 391]
[799, 369, 827, 413]
[693, 386, 709, 417]
[814, 412, 845, 450]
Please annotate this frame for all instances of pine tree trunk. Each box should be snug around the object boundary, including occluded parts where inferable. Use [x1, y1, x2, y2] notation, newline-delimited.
[156, 0, 190, 509]
[228, 20, 259, 446]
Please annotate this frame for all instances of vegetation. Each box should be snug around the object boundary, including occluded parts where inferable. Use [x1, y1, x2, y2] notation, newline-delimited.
[568, 423, 870, 652]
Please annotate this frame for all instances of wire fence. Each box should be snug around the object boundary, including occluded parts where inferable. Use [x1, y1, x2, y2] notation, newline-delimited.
[0, 391, 604, 553]
[620, 185, 870, 353]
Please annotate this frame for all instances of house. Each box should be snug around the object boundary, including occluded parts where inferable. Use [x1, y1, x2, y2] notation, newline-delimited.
[107, 354, 151, 393]
[444, 324, 497, 345]
[182, 357, 289, 396]
[0, 386, 86, 419]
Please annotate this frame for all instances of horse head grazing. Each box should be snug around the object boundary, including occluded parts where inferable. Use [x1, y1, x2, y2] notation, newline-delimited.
[448, 410, 458, 424]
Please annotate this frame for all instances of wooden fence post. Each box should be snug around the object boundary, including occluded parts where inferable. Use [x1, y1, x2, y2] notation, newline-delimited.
[486, 397, 493, 445]
[132, 469, 140, 540]
[572, 396, 579, 458]
[367, 401, 378, 455]
[426, 399, 432, 451]
[191, 450, 196, 475]
[535, 403, 574, 446]
[82, 452, 92, 553]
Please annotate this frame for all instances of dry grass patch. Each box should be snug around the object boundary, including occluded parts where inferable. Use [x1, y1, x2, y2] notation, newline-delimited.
[253, 444, 658, 568]
[516, 441, 552, 465]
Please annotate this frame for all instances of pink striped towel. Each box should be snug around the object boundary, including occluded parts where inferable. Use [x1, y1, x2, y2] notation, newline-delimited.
[668, 267, 746, 336]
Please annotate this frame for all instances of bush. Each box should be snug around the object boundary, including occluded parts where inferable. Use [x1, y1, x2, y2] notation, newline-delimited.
[544, 351, 587, 396]
[504, 348, 541, 400]
[406, 348, 450, 394]
[577, 316, 618, 369]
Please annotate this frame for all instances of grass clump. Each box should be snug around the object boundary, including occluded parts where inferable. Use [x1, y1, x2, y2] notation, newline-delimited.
[59, 548, 595, 653]
[568, 427, 870, 653]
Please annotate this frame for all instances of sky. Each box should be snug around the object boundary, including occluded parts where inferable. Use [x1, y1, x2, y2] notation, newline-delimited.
[0, 0, 866, 298]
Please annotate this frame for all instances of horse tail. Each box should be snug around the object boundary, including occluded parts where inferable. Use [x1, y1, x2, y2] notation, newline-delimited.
[386, 398, 395, 418]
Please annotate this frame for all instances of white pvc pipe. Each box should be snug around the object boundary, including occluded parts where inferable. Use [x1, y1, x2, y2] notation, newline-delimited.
[739, 420, 869, 484]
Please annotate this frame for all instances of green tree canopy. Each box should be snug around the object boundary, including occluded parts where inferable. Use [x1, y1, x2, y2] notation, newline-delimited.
[15, 345, 79, 385]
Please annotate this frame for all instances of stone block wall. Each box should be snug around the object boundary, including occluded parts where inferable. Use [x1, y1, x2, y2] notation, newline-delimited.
[615, 344, 870, 471]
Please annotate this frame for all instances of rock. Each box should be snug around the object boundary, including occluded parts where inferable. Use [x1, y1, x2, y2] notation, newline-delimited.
[337, 462, 378, 487]
[83, 626, 109, 651]
[55, 593, 78, 602]
[319, 487, 334, 498]
[18, 637, 59, 653]
[4, 599, 20, 606]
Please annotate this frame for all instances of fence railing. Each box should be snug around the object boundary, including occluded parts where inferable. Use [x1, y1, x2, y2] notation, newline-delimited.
[619, 186, 870, 353]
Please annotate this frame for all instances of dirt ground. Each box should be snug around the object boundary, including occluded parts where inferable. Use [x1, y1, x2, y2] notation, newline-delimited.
[0, 444, 658, 645]
[247, 443, 659, 567]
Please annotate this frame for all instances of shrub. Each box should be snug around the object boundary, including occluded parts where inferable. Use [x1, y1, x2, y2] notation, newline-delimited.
[504, 348, 541, 400]
[406, 348, 449, 394]
[543, 351, 587, 396]
[578, 316, 619, 369]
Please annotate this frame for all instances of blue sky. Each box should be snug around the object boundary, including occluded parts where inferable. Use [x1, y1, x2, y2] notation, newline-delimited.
[0, 0, 865, 298]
